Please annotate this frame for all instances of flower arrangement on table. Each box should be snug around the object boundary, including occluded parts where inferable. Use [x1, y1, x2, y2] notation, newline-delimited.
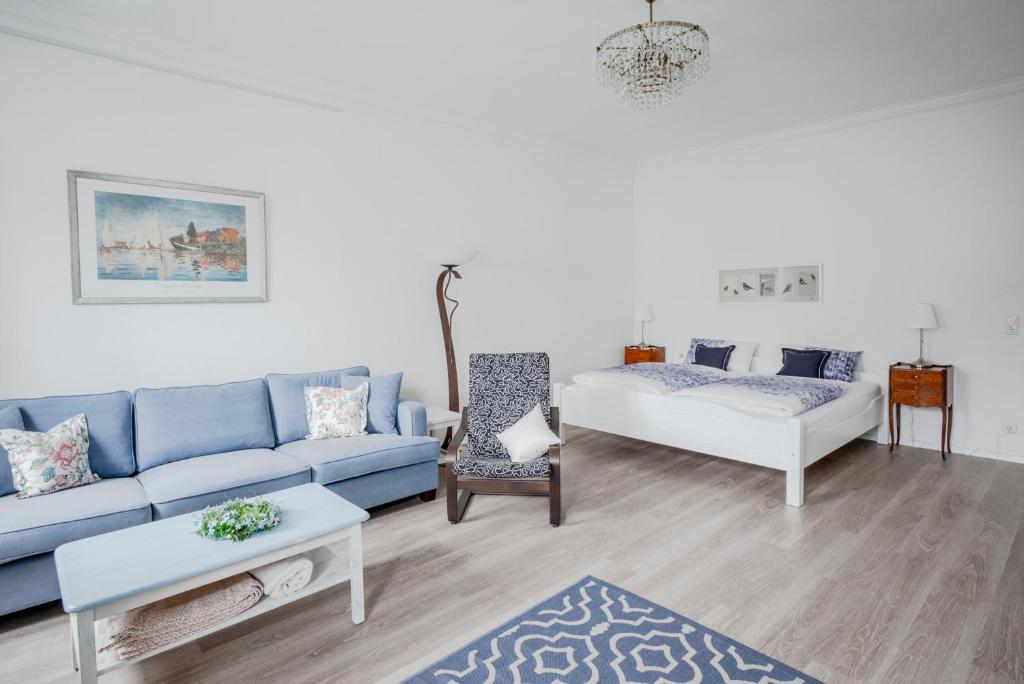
[195, 496, 282, 542]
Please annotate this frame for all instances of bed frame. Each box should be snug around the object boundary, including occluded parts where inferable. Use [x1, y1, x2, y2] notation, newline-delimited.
[553, 356, 885, 507]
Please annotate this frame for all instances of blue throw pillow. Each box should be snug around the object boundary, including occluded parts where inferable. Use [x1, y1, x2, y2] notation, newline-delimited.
[693, 343, 735, 370]
[805, 347, 862, 382]
[0, 405, 25, 497]
[341, 372, 403, 434]
[685, 337, 728, 363]
[778, 348, 831, 379]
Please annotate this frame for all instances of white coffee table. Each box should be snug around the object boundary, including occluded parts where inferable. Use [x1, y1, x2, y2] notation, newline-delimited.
[426, 406, 462, 463]
[55, 483, 369, 683]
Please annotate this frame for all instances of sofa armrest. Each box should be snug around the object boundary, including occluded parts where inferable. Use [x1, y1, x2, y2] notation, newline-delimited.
[397, 400, 427, 437]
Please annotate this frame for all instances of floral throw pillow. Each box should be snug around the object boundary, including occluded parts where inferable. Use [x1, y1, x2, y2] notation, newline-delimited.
[304, 383, 368, 440]
[0, 414, 100, 498]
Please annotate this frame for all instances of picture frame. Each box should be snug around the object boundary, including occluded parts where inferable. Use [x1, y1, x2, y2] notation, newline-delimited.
[719, 264, 821, 303]
[68, 170, 267, 304]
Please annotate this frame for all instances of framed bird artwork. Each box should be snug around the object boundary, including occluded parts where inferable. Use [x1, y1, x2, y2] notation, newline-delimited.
[719, 265, 821, 303]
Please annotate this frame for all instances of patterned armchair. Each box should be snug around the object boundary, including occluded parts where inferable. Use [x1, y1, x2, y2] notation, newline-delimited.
[445, 353, 561, 526]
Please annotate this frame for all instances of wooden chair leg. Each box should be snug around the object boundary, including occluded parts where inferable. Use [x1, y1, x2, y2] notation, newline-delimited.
[446, 465, 471, 523]
[446, 466, 459, 522]
[549, 466, 561, 527]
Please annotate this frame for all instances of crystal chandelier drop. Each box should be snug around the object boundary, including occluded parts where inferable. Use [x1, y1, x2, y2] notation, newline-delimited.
[596, 0, 710, 110]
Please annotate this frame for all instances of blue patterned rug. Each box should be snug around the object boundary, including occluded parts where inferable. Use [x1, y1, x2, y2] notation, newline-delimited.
[404, 576, 821, 683]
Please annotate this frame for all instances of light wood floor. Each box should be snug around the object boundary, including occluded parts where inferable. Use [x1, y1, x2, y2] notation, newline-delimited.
[1, 429, 1022, 684]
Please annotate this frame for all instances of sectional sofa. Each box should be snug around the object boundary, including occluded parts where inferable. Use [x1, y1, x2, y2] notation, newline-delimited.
[0, 366, 438, 616]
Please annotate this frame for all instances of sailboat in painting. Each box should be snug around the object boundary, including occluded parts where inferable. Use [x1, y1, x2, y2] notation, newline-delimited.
[100, 219, 114, 248]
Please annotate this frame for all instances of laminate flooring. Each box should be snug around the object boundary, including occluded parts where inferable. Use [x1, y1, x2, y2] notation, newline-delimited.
[1, 428, 1022, 683]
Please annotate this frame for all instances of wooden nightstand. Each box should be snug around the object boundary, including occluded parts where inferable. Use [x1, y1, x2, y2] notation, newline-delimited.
[624, 345, 665, 364]
[888, 364, 954, 459]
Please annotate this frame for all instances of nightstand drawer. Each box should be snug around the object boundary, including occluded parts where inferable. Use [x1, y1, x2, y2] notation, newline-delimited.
[891, 370, 943, 387]
[891, 376, 944, 395]
[890, 387, 944, 407]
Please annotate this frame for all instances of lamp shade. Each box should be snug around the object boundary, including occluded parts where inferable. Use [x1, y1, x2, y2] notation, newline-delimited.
[908, 303, 938, 330]
[423, 248, 478, 268]
[635, 303, 653, 322]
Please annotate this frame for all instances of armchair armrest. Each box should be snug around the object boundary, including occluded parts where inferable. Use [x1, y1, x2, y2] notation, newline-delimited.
[444, 407, 469, 466]
[397, 400, 427, 437]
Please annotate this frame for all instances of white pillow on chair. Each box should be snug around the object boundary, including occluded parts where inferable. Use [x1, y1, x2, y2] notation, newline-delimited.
[496, 404, 559, 463]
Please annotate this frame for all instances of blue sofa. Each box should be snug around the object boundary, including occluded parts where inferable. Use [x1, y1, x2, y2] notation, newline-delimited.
[0, 366, 438, 616]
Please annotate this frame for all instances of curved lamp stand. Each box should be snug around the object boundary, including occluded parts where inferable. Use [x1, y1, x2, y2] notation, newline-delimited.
[435, 266, 462, 448]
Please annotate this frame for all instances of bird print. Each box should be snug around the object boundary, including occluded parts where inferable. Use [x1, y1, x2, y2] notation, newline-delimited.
[733, 289, 739, 295]
[799, 277, 807, 286]
[810, 273, 816, 281]
[742, 282, 753, 291]
[783, 283, 793, 294]
[723, 285, 729, 292]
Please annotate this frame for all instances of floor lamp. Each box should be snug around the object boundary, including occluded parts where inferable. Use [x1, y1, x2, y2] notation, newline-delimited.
[425, 248, 478, 448]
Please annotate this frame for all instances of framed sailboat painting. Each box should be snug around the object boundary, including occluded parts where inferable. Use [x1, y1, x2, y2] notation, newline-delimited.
[68, 170, 267, 304]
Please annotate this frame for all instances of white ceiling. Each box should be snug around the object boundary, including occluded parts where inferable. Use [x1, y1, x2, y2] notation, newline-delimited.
[3, 0, 1024, 163]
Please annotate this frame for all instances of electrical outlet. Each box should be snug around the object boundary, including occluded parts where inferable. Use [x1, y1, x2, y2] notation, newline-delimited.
[1002, 423, 1019, 434]
[1007, 315, 1021, 335]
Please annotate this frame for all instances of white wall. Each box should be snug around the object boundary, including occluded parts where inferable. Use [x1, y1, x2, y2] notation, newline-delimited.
[635, 95, 1024, 460]
[0, 34, 634, 405]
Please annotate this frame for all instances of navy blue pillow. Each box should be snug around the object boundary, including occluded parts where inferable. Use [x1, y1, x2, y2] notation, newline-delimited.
[694, 343, 735, 370]
[778, 348, 831, 378]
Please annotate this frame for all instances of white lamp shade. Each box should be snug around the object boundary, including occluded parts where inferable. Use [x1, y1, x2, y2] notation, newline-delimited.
[635, 303, 653, 322]
[423, 248, 478, 268]
[908, 303, 938, 330]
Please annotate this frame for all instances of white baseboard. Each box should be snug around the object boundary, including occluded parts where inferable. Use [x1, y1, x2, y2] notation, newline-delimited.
[881, 435, 1024, 465]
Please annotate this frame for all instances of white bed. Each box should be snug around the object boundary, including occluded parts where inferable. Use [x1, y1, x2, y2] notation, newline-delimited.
[553, 355, 884, 507]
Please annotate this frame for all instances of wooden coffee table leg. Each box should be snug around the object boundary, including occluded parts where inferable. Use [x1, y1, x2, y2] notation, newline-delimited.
[71, 609, 97, 683]
[349, 525, 365, 624]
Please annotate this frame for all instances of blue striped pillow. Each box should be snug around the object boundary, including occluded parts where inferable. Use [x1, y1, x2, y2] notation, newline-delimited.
[806, 347, 862, 382]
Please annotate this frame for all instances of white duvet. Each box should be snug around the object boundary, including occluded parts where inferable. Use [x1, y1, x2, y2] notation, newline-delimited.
[672, 379, 849, 418]
[571, 367, 727, 395]
[571, 370, 671, 394]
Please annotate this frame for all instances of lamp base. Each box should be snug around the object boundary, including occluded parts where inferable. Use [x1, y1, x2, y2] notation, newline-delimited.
[910, 357, 935, 369]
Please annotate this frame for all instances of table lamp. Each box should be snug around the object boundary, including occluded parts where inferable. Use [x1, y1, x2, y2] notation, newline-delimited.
[635, 303, 653, 348]
[908, 302, 938, 368]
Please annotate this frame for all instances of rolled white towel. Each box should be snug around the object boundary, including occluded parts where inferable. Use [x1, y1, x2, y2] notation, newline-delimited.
[250, 554, 314, 598]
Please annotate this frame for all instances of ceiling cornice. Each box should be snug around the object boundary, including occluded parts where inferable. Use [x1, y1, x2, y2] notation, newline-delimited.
[4, 1, 1022, 172]
[638, 76, 1024, 169]
[0, 0, 632, 173]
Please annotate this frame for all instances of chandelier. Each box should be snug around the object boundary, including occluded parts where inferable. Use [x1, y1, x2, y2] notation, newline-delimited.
[596, 0, 709, 110]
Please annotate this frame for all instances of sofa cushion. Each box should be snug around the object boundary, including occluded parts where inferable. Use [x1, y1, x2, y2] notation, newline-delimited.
[341, 372, 402, 435]
[266, 367, 370, 445]
[136, 448, 310, 510]
[276, 434, 438, 485]
[0, 406, 24, 497]
[134, 380, 276, 471]
[0, 391, 135, 479]
[0, 478, 151, 564]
